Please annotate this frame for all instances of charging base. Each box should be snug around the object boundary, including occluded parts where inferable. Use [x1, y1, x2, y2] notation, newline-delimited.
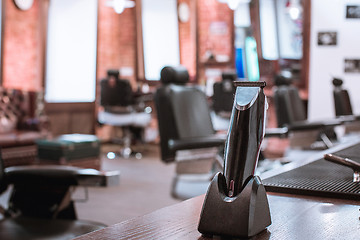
[198, 172, 271, 238]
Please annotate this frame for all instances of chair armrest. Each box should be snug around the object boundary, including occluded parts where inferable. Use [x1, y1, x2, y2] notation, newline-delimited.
[77, 169, 119, 187]
[5, 165, 119, 187]
[336, 115, 356, 122]
[264, 127, 288, 138]
[336, 115, 360, 123]
[168, 135, 225, 152]
[287, 119, 342, 131]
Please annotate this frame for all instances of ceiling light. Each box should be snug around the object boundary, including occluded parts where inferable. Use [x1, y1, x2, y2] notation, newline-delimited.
[106, 0, 135, 14]
[218, 0, 251, 10]
[286, 0, 302, 20]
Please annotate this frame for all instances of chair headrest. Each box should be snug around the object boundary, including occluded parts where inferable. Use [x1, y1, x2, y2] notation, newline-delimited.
[332, 77, 343, 87]
[107, 69, 120, 77]
[222, 71, 237, 81]
[274, 74, 292, 86]
[160, 66, 189, 85]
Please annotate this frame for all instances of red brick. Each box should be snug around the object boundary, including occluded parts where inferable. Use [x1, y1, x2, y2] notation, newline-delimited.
[2, 0, 234, 92]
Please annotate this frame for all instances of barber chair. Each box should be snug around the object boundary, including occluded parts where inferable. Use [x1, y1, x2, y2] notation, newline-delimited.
[98, 70, 152, 159]
[154, 66, 226, 200]
[0, 150, 119, 239]
[333, 77, 353, 116]
[212, 71, 237, 118]
[272, 74, 342, 150]
[210, 71, 237, 131]
[332, 77, 360, 133]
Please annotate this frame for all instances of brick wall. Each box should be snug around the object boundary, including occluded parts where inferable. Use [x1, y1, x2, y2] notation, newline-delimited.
[3, 0, 43, 91]
[197, 0, 234, 83]
[1, 0, 234, 90]
[178, 0, 196, 79]
[96, 0, 137, 87]
[96, 0, 137, 108]
[198, 0, 233, 61]
[1, 0, 138, 93]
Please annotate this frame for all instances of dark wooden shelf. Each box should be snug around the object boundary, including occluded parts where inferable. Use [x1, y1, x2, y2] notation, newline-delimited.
[200, 60, 232, 67]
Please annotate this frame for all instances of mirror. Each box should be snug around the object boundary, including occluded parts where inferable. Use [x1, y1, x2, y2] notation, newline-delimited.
[260, 0, 303, 60]
[141, 0, 180, 81]
[45, 0, 98, 103]
[257, 0, 305, 84]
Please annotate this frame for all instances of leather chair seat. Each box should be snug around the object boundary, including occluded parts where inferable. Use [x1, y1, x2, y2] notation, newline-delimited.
[98, 111, 151, 128]
[154, 66, 225, 199]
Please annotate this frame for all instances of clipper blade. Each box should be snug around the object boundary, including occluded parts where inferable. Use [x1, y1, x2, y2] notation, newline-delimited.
[233, 81, 266, 88]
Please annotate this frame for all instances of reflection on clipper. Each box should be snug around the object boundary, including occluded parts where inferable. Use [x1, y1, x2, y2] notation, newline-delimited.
[229, 180, 235, 197]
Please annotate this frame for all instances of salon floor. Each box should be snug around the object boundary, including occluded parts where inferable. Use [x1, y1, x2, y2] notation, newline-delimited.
[74, 144, 181, 226]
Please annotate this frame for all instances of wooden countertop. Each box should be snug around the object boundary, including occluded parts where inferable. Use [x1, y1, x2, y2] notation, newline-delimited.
[74, 192, 360, 240]
[75, 141, 360, 239]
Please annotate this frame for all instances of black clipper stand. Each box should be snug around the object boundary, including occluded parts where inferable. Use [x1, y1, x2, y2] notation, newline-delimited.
[198, 81, 271, 238]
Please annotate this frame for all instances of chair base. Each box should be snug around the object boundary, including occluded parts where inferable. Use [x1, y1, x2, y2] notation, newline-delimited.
[171, 173, 214, 200]
[119, 147, 143, 159]
[289, 128, 337, 150]
[170, 148, 222, 200]
[105, 126, 147, 159]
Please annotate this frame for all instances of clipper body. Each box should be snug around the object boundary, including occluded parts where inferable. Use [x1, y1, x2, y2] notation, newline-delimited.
[198, 81, 271, 238]
[224, 82, 267, 196]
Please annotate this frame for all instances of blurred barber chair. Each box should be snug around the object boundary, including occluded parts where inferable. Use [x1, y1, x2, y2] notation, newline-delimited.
[154, 66, 226, 200]
[272, 74, 342, 150]
[0, 149, 119, 240]
[333, 77, 353, 116]
[212, 71, 237, 118]
[98, 70, 152, 159]
[332, 77, 360, 133]
[210, 71, 237, 131]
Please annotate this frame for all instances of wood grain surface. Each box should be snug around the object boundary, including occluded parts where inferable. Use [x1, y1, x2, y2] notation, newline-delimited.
[74, 193, 360, 240]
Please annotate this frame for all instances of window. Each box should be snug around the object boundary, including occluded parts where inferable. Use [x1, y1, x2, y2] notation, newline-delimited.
[259, 0, 279, 60]
[259, 0, 303, 60]
[276, 0, 302, 59]
[45, 0, 98, 102]
[141, 0, 180, 80]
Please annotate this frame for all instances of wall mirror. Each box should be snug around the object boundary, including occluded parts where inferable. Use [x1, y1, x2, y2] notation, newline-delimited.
[45, 0, 98, 103]
[140, 0, 180, 81]
[257, 0, 309, 87]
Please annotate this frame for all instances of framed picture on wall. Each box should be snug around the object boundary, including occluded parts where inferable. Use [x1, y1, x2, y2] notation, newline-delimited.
[344, 59, 360, 73]
[317, 32, 337, 46]
[346, 5, 360, 19]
